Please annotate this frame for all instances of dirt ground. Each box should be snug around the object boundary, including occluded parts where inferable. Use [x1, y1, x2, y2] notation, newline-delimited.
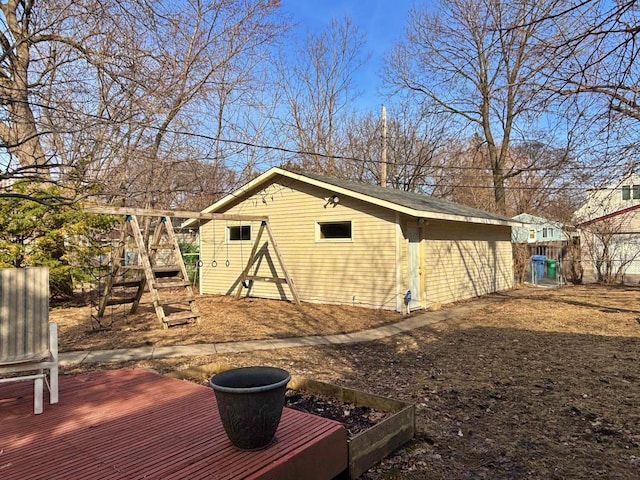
[55, 285, 640, 479]
[51, 293, 404, 352]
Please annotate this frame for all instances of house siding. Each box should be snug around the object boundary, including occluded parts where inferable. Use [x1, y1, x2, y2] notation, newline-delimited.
[423, 220, 513, 305]
[614, 208, 640, 232]
[199, 179, 401, 310]
[579, 208, 640, 279]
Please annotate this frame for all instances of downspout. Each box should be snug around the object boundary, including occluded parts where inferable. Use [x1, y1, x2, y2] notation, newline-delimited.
[395, 212, 402, 312]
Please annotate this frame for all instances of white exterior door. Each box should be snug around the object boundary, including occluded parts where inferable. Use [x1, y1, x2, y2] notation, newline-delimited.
[407, 226, 422, 310]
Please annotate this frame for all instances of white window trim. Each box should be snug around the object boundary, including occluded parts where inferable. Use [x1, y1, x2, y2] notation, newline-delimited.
[315, 220, 354, 243]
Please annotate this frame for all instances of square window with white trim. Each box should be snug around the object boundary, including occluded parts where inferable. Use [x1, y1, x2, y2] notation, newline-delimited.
[316, 221, 352, 241]
[228, 225, 251, 241]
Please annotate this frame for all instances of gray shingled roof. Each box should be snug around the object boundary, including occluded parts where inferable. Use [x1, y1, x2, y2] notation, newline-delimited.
[297, 170, 513, 224]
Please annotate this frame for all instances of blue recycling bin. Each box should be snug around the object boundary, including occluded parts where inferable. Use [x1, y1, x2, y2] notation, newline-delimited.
[531, 255, 546, 279]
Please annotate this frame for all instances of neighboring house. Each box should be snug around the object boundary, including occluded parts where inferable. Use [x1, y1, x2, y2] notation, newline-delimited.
[511, 213, 565, 244]
[193, 167, 517, 312]
[574, 173, 640, 281]
[511, 213, 573, 284]
[574, 173, 640, 221]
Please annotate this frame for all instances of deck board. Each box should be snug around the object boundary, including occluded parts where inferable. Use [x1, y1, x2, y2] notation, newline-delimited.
[0, 368, 347, 480]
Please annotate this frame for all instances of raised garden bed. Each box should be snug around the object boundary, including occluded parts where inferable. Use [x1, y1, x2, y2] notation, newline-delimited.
[288, 376, 415, 479]
[285, 388, 392, 436]
[169, 366, 415, 479]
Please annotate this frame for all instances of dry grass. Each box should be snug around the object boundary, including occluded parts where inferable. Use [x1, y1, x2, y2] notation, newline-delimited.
[56, 284, 640, 479]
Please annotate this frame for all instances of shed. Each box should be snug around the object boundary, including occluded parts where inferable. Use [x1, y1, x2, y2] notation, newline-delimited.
[195, 168, 517, 312]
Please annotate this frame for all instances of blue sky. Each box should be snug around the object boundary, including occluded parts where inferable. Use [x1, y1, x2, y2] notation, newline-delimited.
[280, 0, 419, 113]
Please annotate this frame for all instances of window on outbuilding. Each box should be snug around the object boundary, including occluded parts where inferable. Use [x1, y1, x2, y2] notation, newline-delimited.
[633, 185, 640, 199]
[228, 225, 251, 241]
[622, 185, 631, 200]
[317, 221, 352, 240]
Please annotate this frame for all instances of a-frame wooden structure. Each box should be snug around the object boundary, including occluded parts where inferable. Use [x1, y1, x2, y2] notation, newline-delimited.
[86, 207, 299, 328]
[94, 212, 199, 328]
[235, 220, 300, 305]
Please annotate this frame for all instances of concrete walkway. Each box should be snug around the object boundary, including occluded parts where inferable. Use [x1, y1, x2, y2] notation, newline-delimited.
[59, 294, 508, 367]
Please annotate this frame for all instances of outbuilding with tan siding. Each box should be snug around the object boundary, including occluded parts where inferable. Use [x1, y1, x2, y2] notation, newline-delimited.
[194, 168, 517, 312]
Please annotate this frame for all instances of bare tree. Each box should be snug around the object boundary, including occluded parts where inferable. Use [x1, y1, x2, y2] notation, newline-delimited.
[383, 100, 455, 192]
[0, 0, 59, 182]
[545, 1, 640, 120]
[1, 0, 283, 206]
[387, 0, 579, 215]
[88, 0, 282, 208]
[505, 141, 583, 216]
[335, 111, 380, 183]
[430, 135, 497, 211]
[529, 0, 640, 180]
[276, 16, 369, 175]
[579, 218, 640, 283]
[429, 132, 583, 219]
[336, 99, 455, 192]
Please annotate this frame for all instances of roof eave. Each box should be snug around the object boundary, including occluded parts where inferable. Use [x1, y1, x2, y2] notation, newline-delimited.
[576, 202, 640, 228]
[186, 167, 518, 228]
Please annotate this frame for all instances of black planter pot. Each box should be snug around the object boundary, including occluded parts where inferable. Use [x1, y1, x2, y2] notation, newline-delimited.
[209, 366, 291, 450]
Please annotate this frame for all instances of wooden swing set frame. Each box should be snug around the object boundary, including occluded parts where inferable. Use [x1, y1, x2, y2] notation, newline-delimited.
[85, 206, 299, 328]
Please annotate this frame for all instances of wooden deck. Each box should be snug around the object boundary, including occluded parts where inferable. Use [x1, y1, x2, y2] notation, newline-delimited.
[0, 368, 348, 479]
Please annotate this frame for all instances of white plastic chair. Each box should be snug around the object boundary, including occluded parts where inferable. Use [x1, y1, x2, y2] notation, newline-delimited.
[0, 267, 59, 414]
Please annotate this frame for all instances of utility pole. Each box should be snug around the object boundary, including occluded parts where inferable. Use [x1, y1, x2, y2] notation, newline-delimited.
[381, 105, 387, 188]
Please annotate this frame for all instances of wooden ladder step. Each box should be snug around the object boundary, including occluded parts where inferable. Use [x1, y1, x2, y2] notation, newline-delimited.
[163, 311, 200, 326]
[158, 297, 196, 306]
[112, 279, 144, 288]
[121, 266, 181, 276]
[152, 267, 182, 278]
[150, 243, 175, 250]
[154, 281, 192, 289]
[105, 296, 138, 306]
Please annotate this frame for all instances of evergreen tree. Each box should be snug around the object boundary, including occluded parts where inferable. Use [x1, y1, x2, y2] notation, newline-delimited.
[0, 182, 117, 298]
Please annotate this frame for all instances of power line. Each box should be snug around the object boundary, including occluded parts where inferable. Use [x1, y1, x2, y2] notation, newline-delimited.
[0, 93, 634, 188]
